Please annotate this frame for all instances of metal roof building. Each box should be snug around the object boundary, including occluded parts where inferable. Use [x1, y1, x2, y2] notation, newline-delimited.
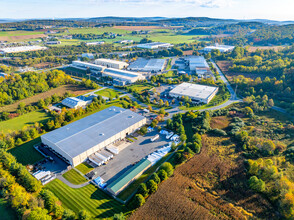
[61, 97, 88, 109]
[102, 68, 145, 84]
[71, 61, 105, 73]
[128, 58, 167, 72]
[169, 82, 218, 104]
[95, 58, 129, 69]
[0, 45, 47, 54]
[204, 44, 235, 53]
[136, 42, 173, 49]
[41, 107, 147, 167]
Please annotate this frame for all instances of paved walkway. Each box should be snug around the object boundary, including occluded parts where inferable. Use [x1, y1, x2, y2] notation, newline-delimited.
[83, 87, 106, 96]
[57, 175, 90, 189]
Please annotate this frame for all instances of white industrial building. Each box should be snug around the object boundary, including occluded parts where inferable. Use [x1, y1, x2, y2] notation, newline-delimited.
[169, 82, 218, 104]
[186, 56, 212, 77]
[136, 42, 173, 49]
[62, 97, 88, 109]
[82, 53, 95, 60]
[102, 68, 145, 85]
[46, 41, 61, 45]
[71, 61, 105, 73]
[95, 58, 129, 69]
[0, 45, 47, 54]
[86, 41, 105, 46]
[204, 44, 235, 53]
[41, 107, 146, 167]
[128, 58, 167, 72]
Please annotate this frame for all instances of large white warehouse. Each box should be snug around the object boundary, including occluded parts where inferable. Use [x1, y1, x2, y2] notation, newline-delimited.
[41, 107, 147, 167]
[95, 58, 129, 69]
[204, 44, 235, 53]
[0, 45, 47, 54]
[136, 42, 173, 49]
[71, 61, 105, 73]
[169, 82, 218, 104]
[102, 68, 145, 85]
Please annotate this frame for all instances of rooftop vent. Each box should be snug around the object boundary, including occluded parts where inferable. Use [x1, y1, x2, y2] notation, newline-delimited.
[100, 133, 104, 136]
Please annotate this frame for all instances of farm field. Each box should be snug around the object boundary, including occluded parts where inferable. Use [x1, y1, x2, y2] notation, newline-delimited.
[0, 84, 93, 113]
[130, 132, 277, 219]
[62, 169, 88, 185]
[76, 162, 94, 174]
[0, 198, 17, 220]
[247, 46, 285, 52]
[62, 27, 131, 35]
[113, 26, 168, 31]
[45, 179, 128, 219]
[95, 88, 123, 98]
[147, 34, 199, 44]
[9, 137, 44, 165]
[0, 30, 46, 41]
[0, 110, 51, 134]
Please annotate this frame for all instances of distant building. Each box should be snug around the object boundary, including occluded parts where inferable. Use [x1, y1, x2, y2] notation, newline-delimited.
[0, 45, 47, 54]
[95, 58, 129, 70]
[136, 42, 173, 49]
[62, 97, 88, 109]
[204, 44, 235, 53]
[0, 72, 8, 78]
[115, 40, 134, 44]
[186, 56, 212, 77]
[46, 41, 61, 45]
[71, 61, 105, 74]
[85, 41, 105, 46]
[82, 53, 95, 60]
[128, 58, 167, 72]
[102, 68, 145, 85]
[169, 82, 218, 104]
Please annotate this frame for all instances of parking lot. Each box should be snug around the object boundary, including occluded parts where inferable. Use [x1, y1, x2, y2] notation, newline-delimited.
[93, 130, 170, 184]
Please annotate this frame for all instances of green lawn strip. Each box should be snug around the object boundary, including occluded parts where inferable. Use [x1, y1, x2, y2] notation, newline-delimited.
[75, 162, 94, 174]
[8, 137, 44, 165]
[62, 169, 87, 185]
[0, 198, 18, 220]
[45, 179, 127, 219]
[0, 110, 52, 134]
[117, 152, 172, 201]
[95, 88, 122, 98]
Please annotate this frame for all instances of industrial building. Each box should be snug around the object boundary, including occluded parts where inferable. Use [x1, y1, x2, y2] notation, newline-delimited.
[169, 82, 218, 104]
[86, 41, 105, 46]
[71, 61, 105, 73]
[136, 42, 173, 49]
[82, 53, 95, 60]
[0, 72, 8, 78]
[0, 45, 47, 54]
[128, 58, 167, 72]
[95, 58, 129, 69]
[61, 97, 88, 109]
[204, 44, 235, 53]
[186, 56, 212, 77]
[41, 107, 146, 167]
[102, 68, 145, 85]
[46, 41, 61, 45]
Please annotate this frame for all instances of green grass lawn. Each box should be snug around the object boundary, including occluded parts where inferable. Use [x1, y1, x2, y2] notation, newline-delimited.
[95, 88, 122, 98]
[147, 34, 200, 44]
[45, 179, 128, 219]
[76, 162, 94, 174]
[8, 137, 44, 165]
[0, 198, 17, 220]
[127, 84, 154, 94]
[66, 27, 131, 35]
[0, 110, 51, 134]
[0, 30, 44, 37]
[62, 169, 88, 185]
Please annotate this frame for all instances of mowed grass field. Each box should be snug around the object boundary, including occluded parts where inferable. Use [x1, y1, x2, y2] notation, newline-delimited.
[0, 111, 51, 134]
[0, 30, 44, 36]
[45, 179, 128, 219]
[63, 27, 131, 35]
[76, 162, 94, 174]
[147, 34, 199, 44]
[127, 84, 153, 94]
[62, 169, 88, 185]
[0, 198, 17, 220]
[9, 137, 44, 165]
[0, 30, 46, 41]
[95, 88, 123, 98]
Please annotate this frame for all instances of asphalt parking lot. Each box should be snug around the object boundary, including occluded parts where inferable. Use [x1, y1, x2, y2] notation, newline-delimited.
[93, 130, 170, 184]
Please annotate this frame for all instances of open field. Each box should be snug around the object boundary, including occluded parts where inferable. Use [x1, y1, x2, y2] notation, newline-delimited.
[0, 198, 17, 220]
[0, 110, 51, 134]
[131, 132, 277, 219]
[210, 116, 232, 130]
[9, 137, 44, 165]
[45, 179, 128, 219]
[0, 84, 93, 113]
[95, 88, 122, 98]
[216, 61, 266, 80]
[62, 169, 88, 185]
[113, 26, 168, 31]
[248, 46, 285, 52]
[147, 34, 199, 44]
[0, 30, 46, 41]
[76, 162, 94, 174]
[64, 27, 131, 35]
[127, 84, 153, 94]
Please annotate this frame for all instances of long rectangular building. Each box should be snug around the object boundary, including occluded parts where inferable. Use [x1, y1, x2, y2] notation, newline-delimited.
[128, 58, 167, 72]
[102, 68, 145, 85]
[0, 45, 47, 54]
[95, 58, 129, 69]
[41, 107, 146, 167]
[169, 82, 218, 104]
[71, 61, 105, 73]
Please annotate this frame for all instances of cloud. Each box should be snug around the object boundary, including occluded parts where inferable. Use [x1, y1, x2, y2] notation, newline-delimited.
[88, 0, 235, 8]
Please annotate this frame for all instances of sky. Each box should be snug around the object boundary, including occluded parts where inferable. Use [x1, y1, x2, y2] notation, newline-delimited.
[1, 0, 294, 21]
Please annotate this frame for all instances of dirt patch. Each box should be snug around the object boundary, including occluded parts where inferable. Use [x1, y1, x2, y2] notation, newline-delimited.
[183, 50, 194, 56]
[130, 134, 276, 220]
[0, 84, 92, 113]
[0, 34, 47, 42]
[113, 26, 166, 31]
[210, 116, 231, 130]
[248, 46, 284, 52]
[33, 62, 58, 69]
